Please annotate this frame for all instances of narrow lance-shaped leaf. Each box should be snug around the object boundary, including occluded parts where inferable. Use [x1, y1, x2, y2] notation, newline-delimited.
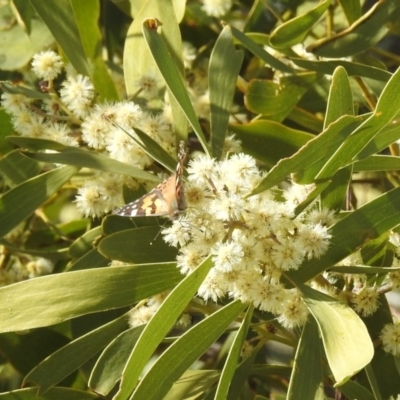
[215, 305, 253, 400]
[114, 255, 214, 400]
[89, 326, 146, 396]
[142, 19, 211, 156]
[0, 166, 78, 237]
[0, 150, 41, 188]
[287, 318, 324, 399]
[290, 58, 391, 82]
[124, 0, 187, 141]
[24, 314, 128, 395]
[321, 66, 354, 210]
[131, 300, 247, 400]
[307, 0, 400, 57]
[230, 120, 313, 168]
[0, 264, 181, 332]
[0, 387, 98, 399]
[316, 66, 400, 181]
[69, 0, 118, 100]
[209, 26, 243, 159]
[270, 0, 331, 49]
[248, 115, 361, 195]
[230, 25, 293, 73]
[324, 66, 354, 128]
[29, 0, 91, 76]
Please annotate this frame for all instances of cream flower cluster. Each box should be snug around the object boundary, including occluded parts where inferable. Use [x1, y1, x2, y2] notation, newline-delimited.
[162, 153, 332, 328]
[2, 50, 242, 219]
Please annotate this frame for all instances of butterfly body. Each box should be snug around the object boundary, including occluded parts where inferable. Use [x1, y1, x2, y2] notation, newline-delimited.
[113, 141, 186, 220]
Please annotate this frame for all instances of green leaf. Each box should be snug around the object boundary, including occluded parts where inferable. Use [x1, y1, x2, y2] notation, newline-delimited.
[0, 82, 50, 100]
[338, 0, 361, 25]
[142, 19, 210, 155]
[229, 25, 293, 73]
[164, 370, 220, 400]
[245, 73, 319, 121]
[230, 120, 313, 168]
[353, 155, 400, 172]
[24, 314, 127, 394]
[0, 165, 78, 237]
[356, 121, 400, 161]
[7, 136, 66, 150]
[249, 115, 361, 195]
[29, 0, 90, 76]
[338, 379, 374, 400]
[0, 17, 53, 70]
[119, 125, 177, 174]
[307, 0, 400, 57]
[361, 231, 390, 267]
[295, 181, 331, 215]
[320, 166, 352, 210]
[0, 264, 182, 332]
[328, 266, 399, 274]
[102, 214, 149, 235]
[16, 148, 159, 183]
[0, 387, 98, 400]
[270, 0, 331, 49]
[290, 58, 391, 82]
[0, 328, 69, 376]
[0, 150, 41, 188]
[301, 285, 373, 385]
[287, 186, 400, 283]
[68, 0, 118, 101]
[316, 66, 400, 180]
[123, 0, 187, 141]
[325, 66, 354, 127]
[66, 248, 110, 271]
[68, 227, 102, 259]
[209, 26, 243, 159]
[10, 0, 33, 34]
[359, 295, 400, 398]
[0, 239, 70, 260]
[98, 226, 178, 263]
[321, 66, 354, 210]
[89, 326, 145, 395]
[215, 305, 253, 400]
[0, 110, 14, 154]
[8, 135, 164, 181]
[227, 342, 262, 400]
[287, 107, 324, 133]
[114, 255, 214, 400]
[287, 318, 324, 399]
[131, 300, 246, 400]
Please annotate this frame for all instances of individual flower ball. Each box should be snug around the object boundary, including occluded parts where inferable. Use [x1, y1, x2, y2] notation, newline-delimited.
[388, 257, 400, 289]
[1, 93, 32, 115]
[201, 0, 232, 17]
[134, 72, 162, 99]
[75, 180, 110, 218]
[277, 289, 310, 329]
[182, 41, 197, 69]
[31, 50, 64, 81]
[26, 258, 54, 278]
[381, 318, 400, 356]
[59, 74, 95, 118]
[352, 285, 380, 317]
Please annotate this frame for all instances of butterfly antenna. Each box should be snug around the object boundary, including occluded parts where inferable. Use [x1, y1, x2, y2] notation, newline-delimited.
[150, 219, 169, 245]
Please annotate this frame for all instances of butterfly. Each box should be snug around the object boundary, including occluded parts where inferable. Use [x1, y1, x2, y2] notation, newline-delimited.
[113, 141, 187, 220]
